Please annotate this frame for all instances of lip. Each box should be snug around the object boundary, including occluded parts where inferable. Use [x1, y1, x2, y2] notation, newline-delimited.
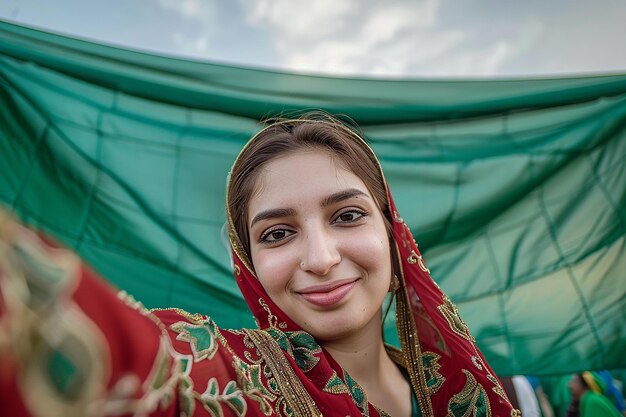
[296, 278, 359, 307]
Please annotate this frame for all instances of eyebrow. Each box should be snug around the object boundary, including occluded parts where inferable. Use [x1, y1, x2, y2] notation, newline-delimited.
[321, 188, 370, 208]
[249, 188, 370, 228]
[250, 208, 296, 228]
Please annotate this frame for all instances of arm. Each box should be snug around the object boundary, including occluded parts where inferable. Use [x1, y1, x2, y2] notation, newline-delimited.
[0, 210, 178, 417]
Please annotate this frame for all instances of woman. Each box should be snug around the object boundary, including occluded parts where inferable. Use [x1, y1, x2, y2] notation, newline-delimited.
[0, 114, 517, 416]
[566, 372, 622, 417]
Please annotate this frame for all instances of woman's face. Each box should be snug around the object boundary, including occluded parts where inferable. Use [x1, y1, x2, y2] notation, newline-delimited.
[247, 150, 392, 342]
[568, 375, 586, 401]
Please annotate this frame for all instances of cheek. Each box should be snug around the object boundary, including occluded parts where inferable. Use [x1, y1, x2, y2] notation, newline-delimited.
[253, 249, 297, 295]
[346, 228, 391, 278]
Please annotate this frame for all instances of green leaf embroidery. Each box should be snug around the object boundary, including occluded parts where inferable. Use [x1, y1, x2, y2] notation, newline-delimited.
[447, 370, 491, 417]
[179, 374, 196, 417]
[322, 370, 350, 394]
[232, 357, 275, 414]
[267, 329, 321, 373]
[345, 373, 368, 416]
[171, 320, 219, 362]
[422, 351, 445, 395]
[200, 377, 247, 417]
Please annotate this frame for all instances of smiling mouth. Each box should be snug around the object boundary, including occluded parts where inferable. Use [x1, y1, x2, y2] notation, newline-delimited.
[296, 279, 359, 307]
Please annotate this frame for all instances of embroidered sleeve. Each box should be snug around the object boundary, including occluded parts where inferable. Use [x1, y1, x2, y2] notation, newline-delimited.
[0, 212, 178, 417]
[0, 212, 268, 417]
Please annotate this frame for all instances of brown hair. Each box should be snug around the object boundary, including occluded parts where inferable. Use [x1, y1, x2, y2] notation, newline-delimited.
[226, 114, 392, 264]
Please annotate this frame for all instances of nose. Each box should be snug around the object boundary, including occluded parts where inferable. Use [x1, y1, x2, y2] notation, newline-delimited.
[299, 224, 341, 276]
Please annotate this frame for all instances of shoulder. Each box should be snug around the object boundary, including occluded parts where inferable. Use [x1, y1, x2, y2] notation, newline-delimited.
[151, 307, 210, 325]
[151, 308, 224, 355]
[581, 392, 621, 417]
[149, 307, 245, 365]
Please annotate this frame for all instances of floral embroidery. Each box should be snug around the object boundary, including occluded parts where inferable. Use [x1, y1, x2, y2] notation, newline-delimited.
[267, 328, 321, 372]
[199, 378, 247, 417]
[345, 372, 369, 417]
[438, 295, 474, 342]
[170, 319, 220, 362]
[134, 336, 178, 411]
[232, 356, 275, 415]
[243, 329, 321, 417]
[422, 351, 445, 396]
[176, 355, 195, 417]
[447, 370, 491, 417]
[406, 249, 431, 274]
[407, 250, 419, 264]
[322, 371, 350, 394]
[486, 374, 507, 402]
[259, 297, 285, 329]
[417, 257, 430, 274]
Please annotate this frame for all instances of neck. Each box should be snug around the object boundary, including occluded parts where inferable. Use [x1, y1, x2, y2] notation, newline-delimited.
[321, 313, 413, 416]
[321, 314, 394, 390]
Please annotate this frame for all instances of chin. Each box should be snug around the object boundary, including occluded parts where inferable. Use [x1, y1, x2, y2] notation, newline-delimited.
[301, 319, 353, 341]
[311, 326, 355, 343]
[300, 311, 378, 343]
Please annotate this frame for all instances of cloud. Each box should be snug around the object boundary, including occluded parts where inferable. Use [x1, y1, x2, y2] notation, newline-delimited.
[244, 0, 356, 41]
[418, 17, 544, 77]
[235, 0, 543, 77]
[240, 0, 452, 75]
[156, 0, 219, 54]
[239, 0, 548, 77]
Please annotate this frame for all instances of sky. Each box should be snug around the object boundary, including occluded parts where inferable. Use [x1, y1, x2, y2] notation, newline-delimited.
[1, 0, 625, 78]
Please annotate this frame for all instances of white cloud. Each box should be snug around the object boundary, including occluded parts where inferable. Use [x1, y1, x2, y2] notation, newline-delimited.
[244, 0, 356, 42]
[237, 0, 552, 77]
[240, 0, 468, 76]
[156, 0, 219, 54]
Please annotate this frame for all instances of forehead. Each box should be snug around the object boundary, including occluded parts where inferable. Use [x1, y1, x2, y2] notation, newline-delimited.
[248, 150, 370, 214]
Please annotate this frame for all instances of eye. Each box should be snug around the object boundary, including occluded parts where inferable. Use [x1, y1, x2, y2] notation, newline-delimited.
[333, 209, 367, 224]
[260, 228, 294, 243]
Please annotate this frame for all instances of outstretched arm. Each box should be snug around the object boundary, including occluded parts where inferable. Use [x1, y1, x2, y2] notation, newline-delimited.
[0, 209, 178, 417]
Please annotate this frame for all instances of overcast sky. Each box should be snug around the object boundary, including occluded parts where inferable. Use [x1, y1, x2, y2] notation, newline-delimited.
[1, 0, 625, 78]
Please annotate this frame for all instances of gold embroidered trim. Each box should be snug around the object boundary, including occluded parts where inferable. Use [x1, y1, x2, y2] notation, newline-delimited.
[149, 307, 205, 324]
[471, 356, 483, 370]
[258, 298, 279, 328]
[406, 250, 431, 274]
[385, 345, 405, 367]
[418, 257, 431, 274]
[322, 371, 350, 395]
[394, 242, 435, 417]
[170, 321, 219, 362]
[437, 295, 474, 342]
[199, 377, 247, 417]
[447, 370, 492, 417]
[422, 351, 445, 396]
[244, 329, 321, 417]
[487, 374, 507, 401]
[232, 357, 275, 415]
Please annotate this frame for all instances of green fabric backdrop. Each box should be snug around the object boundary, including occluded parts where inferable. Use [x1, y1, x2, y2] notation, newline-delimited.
[1, 21, 624, 376]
